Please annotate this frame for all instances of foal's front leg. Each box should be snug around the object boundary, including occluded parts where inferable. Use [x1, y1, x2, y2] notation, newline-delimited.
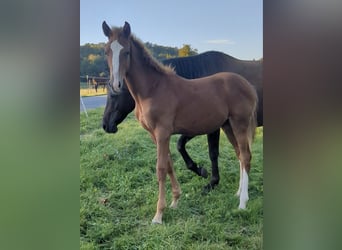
[167, 153, 181, 208]
[152, 134, 180, 224]
[152, 138, 168, 224]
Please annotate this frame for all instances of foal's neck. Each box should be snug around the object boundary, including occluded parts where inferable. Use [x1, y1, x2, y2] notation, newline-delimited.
[125, 41, 164, 100]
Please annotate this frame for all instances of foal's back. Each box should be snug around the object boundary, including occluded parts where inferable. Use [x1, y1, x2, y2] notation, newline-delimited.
[173, 72, 257, 108]
[163, 72, 257, 136]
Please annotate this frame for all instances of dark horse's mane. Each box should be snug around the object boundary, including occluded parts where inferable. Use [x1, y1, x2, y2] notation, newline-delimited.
[163, 51, 262, 80]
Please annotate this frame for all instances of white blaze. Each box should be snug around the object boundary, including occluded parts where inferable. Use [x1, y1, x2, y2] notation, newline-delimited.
[110, 40, 124, 92]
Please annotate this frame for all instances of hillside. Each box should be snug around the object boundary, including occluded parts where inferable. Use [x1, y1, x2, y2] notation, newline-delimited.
[80, 43, 198, 78]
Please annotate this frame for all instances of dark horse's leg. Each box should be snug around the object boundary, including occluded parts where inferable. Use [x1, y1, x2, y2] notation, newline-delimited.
[203, 129, 220, 192]
[177, 135, 208, 178]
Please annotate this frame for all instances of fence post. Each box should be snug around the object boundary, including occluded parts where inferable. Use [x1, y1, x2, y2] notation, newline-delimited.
[80, 95, 88, 117]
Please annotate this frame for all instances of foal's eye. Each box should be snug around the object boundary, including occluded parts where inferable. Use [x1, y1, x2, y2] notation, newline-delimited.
[125, 51, 130, 56]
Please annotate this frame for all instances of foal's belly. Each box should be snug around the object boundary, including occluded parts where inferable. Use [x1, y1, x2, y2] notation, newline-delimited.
[173, 109, 227, 136]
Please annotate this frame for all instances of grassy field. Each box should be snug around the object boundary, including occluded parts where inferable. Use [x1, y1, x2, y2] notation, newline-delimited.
[80, 108, 263, 249]
[80, 81, 107, 97]
[80, 88, 107, 97]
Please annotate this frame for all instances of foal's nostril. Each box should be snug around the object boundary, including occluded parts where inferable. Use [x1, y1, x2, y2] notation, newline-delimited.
[102, 123, 107, 131]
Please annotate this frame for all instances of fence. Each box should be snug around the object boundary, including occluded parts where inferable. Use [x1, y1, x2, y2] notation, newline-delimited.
[80, 76, 109, 95]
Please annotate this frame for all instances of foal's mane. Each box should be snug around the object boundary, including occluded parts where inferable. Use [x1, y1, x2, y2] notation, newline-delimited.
[131, 36, 175, 75]
[110, 26, 175, 75]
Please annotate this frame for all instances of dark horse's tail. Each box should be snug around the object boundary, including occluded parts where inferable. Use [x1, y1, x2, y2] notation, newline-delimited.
[248, 92, 258, 149]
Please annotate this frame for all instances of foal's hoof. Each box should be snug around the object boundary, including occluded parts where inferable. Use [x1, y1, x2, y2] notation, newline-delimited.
[169, 200, 178, 209]
[151, 219, 162, 225]
[199, 166, 208, 178]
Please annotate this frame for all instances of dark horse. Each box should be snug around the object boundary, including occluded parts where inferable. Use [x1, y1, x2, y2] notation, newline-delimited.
[102, 21, 258, 224]
[102, 49, 262, 192]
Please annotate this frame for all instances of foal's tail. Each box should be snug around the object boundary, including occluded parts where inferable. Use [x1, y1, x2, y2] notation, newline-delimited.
[247, 97, 258, 149]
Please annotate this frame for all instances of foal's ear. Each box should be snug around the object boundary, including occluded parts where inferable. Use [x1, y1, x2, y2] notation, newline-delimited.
[123, 21, 131, 38]
[102, 21, 112, 38]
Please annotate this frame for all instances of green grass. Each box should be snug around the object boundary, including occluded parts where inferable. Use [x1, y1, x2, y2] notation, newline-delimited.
[80, 108, 263, 249]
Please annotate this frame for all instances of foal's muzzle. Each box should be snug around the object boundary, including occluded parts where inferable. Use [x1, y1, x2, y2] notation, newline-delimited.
[107, 81, 121, 95]
[108, 79, 123, 94]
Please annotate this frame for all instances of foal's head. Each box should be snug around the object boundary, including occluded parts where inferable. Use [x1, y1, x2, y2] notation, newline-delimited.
[102, 21, 131, 94]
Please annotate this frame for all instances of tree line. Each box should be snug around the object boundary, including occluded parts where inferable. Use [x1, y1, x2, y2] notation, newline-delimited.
[80, 42, 198, 78]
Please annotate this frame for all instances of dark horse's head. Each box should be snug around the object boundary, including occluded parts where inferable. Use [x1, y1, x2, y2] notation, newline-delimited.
[102, 81, 135, 133]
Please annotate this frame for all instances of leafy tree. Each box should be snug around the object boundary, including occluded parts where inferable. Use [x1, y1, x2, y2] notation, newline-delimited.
[178, 44, 198, 57]
[80, 43, 108, 77]
[145, 42, 178, 61]
[87, 54, 100, 63]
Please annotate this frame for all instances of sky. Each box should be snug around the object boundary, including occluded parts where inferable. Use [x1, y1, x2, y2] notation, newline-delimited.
[80, 0, 262, 60]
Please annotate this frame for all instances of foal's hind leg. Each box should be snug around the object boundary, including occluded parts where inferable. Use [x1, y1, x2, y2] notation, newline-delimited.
[223, 118, 252, 209]
[203, 129, 220, 192]
[177, 135, 208, 178]
[221, 122, 242, 197]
